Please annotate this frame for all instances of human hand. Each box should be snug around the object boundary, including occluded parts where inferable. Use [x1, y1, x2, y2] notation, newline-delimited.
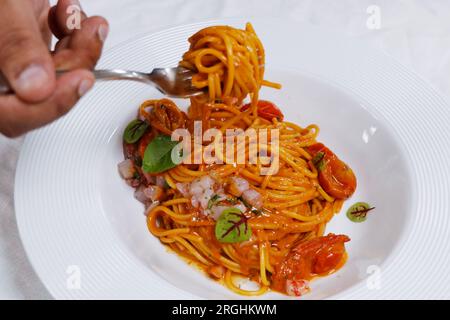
[0, 0, 108, 137]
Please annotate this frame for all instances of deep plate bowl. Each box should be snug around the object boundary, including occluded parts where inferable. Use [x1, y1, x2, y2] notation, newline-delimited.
[15, 18, 450, 299]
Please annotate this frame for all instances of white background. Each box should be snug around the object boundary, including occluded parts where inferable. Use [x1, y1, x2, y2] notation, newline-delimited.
[1, 0, 450, 299]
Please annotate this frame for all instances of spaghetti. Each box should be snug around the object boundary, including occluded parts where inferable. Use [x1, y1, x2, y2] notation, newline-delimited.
[179, 23, 281, 114]
[119, 23, 356, 297]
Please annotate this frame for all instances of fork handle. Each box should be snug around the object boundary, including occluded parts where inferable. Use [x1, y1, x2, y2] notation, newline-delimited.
[90, 69, 150, 82]
[0, 69, 150, 94]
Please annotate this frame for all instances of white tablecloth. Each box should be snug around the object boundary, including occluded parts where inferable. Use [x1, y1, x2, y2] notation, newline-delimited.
[1, 0, 450, 299]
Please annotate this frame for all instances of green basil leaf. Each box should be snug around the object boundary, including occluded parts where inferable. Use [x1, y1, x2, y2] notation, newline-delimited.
[142, 134, 179, 173]
[346, 202, 375, 223]
[123, 119, 149, 144]
[215, 208, 252, 243]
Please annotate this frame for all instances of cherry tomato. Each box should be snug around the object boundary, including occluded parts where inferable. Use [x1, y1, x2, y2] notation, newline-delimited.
[241, 100, 284, 121]
[307, 143, 356, 200]
[271, 234, 350, 294]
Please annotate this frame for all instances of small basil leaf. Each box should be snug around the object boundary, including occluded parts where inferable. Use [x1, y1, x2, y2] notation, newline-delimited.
[142, 134, 179, 173]
[215, 208, 252, 243]
[312, 151, 326, 172]
[237, 196, 251, 209]
[207, 194, 220, 209]
[346, 202, 375, 223]
[123, 119, 149, 144]
[237, 196, 262, 215]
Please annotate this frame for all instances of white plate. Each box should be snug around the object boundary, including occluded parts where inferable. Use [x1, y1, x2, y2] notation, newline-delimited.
[15, 18, 450, 299]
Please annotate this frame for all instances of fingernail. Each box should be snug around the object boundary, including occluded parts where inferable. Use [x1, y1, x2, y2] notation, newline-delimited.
[78, 78, 94, 97]
[98, 24, 109, 42]
[16, 64, 50, 93]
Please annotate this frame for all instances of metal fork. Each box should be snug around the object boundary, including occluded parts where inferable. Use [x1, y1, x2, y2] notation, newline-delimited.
[0, 67, 203, 98]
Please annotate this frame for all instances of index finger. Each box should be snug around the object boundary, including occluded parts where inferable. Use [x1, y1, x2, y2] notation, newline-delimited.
[0, 69, 94, 137]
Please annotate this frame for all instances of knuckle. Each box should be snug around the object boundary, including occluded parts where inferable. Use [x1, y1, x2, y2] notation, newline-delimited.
[0, 27, 35, 57]
[0, 28, 45, 76]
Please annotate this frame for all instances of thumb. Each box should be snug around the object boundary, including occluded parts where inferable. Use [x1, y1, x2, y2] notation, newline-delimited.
[0, 0, 56, 102]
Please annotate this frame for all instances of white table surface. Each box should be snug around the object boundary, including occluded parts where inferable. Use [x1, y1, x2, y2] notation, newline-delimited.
[1, 0, 450, 299]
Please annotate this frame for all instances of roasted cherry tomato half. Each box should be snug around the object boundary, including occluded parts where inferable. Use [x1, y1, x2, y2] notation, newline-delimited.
[271, 234, 350, 294]
[241, 100, 284, 121]
[307, 143, 356, 200]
